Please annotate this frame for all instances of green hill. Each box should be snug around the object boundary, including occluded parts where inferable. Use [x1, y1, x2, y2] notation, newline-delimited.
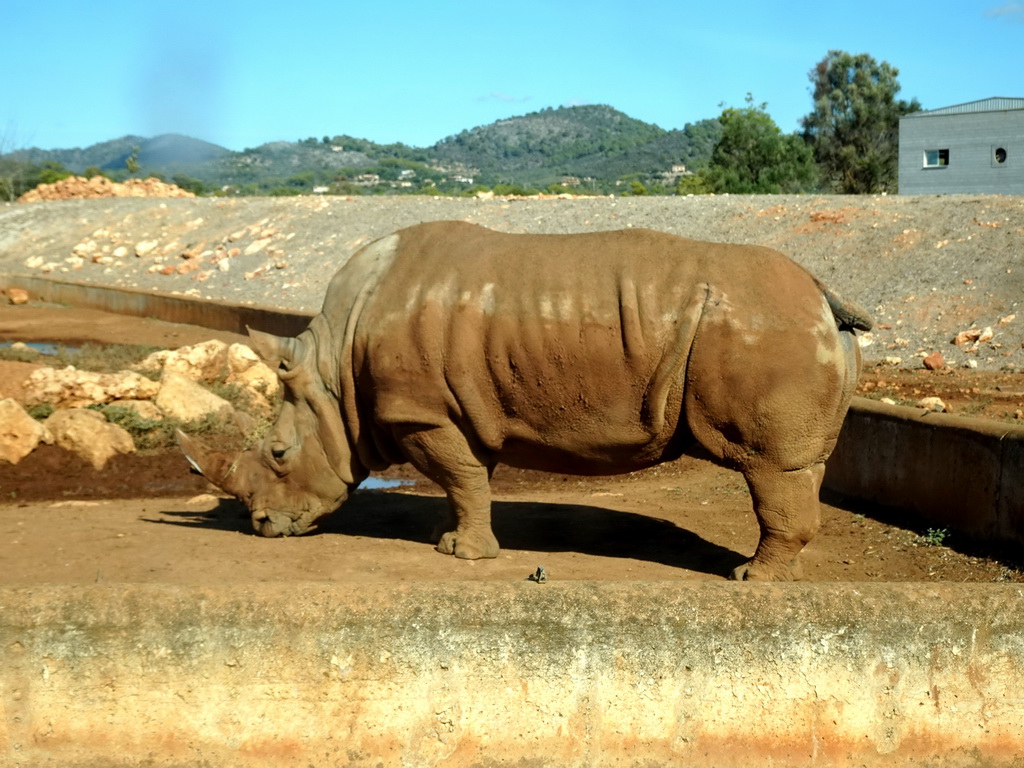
[2, 106, 722, 197]
[431, 105, 720, 187]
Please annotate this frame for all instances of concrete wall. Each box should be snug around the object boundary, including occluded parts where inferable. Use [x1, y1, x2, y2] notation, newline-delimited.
[3, 583, 1023, 767]
[825, 397, 1024, 545]
[0, 275, 313, 338]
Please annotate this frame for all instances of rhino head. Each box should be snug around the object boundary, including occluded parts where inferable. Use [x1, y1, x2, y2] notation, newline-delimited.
[178, 327, 367, 537]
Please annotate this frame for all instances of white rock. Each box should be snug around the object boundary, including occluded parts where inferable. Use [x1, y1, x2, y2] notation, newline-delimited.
[0, 398, 52, 464]
[243, 238, 271, 256]
[137, 340, 229, 383]
[72, 240, 98, 257]
[24, 366, 160, 408]
[135, 349, 172, 373]
[954, 328, 982, 346]
[916, 396, 947, 413]
[43, 408, 135, 469]
[156, 371, 234, 423]
[226, 343, 281, 412]
[135, 240, 160, 257]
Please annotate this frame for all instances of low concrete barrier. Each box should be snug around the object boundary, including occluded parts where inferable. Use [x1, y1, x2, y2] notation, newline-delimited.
[826, 397, 1024, 545]
[0, 275, 313, 337]
[2, 583, 1023, 767]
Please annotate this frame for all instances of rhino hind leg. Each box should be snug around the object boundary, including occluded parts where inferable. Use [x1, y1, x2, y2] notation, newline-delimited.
[730, 462, 825, 581]
[397, 425, 500, 560]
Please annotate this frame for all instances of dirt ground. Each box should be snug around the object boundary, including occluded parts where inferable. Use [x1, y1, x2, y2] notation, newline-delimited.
[2, 304, 1023, 584]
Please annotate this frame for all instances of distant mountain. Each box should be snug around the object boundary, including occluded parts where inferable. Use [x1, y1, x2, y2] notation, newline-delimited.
[431, 105, 721, 185]
[3, 106, 722, 194]
[9, 134, 231, 174]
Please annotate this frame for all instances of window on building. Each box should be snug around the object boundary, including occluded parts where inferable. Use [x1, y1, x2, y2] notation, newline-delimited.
[924, 149, 949, 167]
[994, 146, 1008, 165]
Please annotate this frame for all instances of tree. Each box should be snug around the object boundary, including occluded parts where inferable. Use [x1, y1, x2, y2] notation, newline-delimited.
[125, 146, 140, 174]
[705, 95, 816, 194]
[674, 173, 712, 195]
[36, 161, 71, 185]
[801, 50, 921, 193]
[172, 173, 206, 195]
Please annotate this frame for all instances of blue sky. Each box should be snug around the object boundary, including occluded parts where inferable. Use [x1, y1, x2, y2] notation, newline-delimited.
[2, 0, 1022, 152]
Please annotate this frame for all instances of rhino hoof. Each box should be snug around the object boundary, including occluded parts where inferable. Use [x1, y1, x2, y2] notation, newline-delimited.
[436, 530, 500, 560]
[729, 559, 803, 582]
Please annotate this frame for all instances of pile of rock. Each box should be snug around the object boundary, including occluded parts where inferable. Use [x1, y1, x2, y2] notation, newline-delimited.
[0, 340, 279, 469]
[17, 175, 195, 203]
[21, 214, 290, 282]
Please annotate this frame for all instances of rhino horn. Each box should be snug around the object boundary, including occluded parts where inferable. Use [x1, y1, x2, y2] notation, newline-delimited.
[176, 430, 246, 496]
[247, 327, 300, 370]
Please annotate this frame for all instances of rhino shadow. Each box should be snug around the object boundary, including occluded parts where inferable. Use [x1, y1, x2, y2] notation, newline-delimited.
[151, 489, 747, 578]
[487, 497, 748, 577]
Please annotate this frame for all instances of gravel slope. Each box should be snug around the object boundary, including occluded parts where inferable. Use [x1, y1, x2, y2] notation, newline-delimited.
[2, 194, 1022, 370]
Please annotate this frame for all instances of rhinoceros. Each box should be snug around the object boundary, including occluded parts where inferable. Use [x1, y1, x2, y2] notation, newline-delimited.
[179, 220, 872, 580]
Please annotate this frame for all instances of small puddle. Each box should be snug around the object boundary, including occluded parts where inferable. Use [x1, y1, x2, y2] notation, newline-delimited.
[0, 341, 64, 355]
[361, 477, 412, 491]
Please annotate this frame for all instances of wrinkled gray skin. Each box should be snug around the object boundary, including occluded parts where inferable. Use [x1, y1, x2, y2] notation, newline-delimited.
[181, 221, 872, 580]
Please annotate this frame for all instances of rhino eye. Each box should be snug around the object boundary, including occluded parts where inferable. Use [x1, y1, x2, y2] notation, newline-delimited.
[269, 443, 289, 462]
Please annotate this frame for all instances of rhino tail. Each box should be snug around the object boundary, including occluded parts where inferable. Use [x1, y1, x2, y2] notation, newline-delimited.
[814, 278, 873, 332]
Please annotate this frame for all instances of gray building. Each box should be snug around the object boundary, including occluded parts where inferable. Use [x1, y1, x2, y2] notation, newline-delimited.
[898, 97, 1024, 194]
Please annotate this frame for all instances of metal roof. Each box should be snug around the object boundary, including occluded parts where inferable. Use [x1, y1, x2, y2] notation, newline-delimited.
[903, 97, 1024, 118]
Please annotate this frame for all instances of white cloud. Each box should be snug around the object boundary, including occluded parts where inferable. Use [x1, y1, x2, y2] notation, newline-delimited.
[986, 3, 1024, 21]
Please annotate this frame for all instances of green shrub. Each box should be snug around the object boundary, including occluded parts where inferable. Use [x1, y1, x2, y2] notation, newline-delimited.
[27, 403, 55, 421]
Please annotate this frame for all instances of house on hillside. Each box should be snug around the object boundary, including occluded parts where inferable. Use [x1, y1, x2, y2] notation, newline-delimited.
[898, 97, 1024, 194]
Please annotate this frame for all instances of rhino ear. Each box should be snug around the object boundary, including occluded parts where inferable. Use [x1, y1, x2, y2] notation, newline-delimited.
[247, 327, 300, 370]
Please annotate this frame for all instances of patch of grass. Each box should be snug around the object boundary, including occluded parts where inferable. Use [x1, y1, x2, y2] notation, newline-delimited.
[957, 398, 994, 418]
[65, 342, 162, 372]
[0, 346, 45, 363]
[99, 404, 245, 452]
[206, 380, 250, 411]
[100, 405, 173, 451]
[916, 527, 950, 547]
[0, 342, 161, 372]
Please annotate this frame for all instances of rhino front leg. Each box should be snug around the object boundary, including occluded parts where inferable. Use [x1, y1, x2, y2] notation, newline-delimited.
[397, 426, 500, 560]
[731, 463, 825, 581]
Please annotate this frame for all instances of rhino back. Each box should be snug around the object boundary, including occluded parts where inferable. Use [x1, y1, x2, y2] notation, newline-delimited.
[348, 222, 829, 473]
